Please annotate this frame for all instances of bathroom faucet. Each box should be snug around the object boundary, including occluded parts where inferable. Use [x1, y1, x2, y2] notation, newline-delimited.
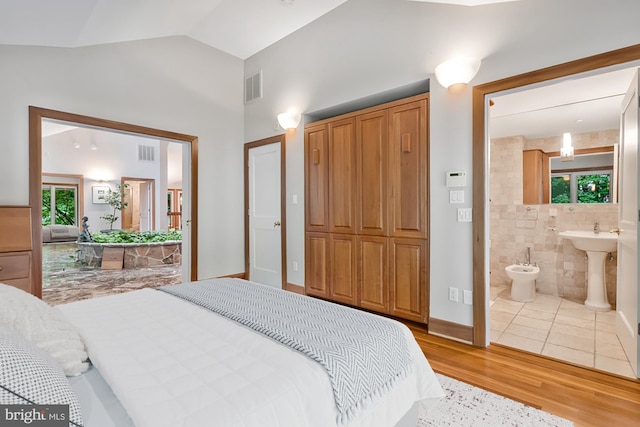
[594, 220, 600, 234]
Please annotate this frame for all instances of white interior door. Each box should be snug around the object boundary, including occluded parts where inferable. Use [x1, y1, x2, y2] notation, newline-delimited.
[617, 69, 639, 378]
[180, 143, 191, 284]
[139, 182, 151, 231]
[248, 143, 282, 288]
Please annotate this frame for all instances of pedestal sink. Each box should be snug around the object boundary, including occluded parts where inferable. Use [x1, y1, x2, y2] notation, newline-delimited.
[558, 230, 618, 312]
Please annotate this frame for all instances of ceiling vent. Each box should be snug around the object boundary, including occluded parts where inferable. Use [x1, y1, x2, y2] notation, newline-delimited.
[138, 144, 156, 163]
[244, 70, 263, 104]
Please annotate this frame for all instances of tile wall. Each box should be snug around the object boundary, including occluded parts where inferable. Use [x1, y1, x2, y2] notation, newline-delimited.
[490, 130, 619, 307]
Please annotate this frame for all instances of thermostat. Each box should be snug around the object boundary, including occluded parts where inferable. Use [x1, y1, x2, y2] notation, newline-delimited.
[446, 171, 467, 187]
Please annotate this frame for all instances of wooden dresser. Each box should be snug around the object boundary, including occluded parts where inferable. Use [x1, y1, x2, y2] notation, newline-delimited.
[0, 207, 34, 294]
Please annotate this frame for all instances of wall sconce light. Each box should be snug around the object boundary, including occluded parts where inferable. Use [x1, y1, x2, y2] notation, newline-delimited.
[277, 112, 302, 130]
[434, 57, 481, 90]
[560, 132, 574, 162]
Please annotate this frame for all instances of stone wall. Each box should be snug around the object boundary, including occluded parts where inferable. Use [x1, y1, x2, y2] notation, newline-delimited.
[78, 241, 182, 269]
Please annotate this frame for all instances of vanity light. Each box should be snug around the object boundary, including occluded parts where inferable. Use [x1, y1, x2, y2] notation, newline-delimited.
[277, 112, 302, 130]
[560, 132, 574, 162]
[434, 57, 481, 90]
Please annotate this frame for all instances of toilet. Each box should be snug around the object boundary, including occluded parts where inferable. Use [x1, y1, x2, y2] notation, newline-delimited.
[505, 264, 540, 302]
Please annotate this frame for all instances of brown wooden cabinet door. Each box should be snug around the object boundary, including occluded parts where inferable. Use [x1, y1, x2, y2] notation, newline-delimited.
[356, 110, 388, 236]
[329, 233, 357, 305]
[388, 100, 428, 239]
[523, 149, 550, 204]
[305, 125, 329, 232]
[389, 237, 427, 323]
[329, 118, 356, 234]
[358, 236, 388, 313]
[305, 232, 329, 298]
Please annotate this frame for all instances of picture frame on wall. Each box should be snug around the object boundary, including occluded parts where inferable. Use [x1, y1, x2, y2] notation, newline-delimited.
[92, 185, 109, 204]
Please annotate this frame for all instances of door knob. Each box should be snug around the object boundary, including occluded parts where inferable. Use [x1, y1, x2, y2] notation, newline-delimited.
[274, 221, 281, 227]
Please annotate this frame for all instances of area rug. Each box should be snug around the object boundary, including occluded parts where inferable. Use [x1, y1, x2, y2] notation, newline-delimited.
[418, 374, 574, 426]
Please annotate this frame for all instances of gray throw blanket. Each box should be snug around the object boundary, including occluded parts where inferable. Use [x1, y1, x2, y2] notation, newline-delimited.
[159, 279, 412, 425]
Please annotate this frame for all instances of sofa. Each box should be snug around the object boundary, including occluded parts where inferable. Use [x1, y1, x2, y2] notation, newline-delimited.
[42, 225, 80, 243]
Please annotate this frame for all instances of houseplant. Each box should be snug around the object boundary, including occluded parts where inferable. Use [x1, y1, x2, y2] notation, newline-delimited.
[99, 183, 129, 231]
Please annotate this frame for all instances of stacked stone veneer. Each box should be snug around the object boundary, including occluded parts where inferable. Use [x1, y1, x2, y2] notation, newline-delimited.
[78, 241, 182, 268]
[490, 129, 619, 308]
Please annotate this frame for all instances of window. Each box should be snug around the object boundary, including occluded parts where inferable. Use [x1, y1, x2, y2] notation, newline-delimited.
[551, 171, 612, 204]
[42, 184, 78, 225]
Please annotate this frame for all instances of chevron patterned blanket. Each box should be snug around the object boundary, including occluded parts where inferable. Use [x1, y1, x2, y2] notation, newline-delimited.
[159, 278, 412, 425]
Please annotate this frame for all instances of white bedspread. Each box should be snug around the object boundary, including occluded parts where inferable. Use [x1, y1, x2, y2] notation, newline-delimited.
[58, 288, 444, 427]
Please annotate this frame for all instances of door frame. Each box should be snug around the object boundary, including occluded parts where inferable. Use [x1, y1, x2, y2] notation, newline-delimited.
[121, 177, 156, 231]
[244, 134, 287, 288]
[29, 106, 199, 298]
[472, 44, 640, 347]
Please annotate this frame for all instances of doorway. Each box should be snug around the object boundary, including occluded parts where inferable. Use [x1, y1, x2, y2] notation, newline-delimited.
[122, 178, 155, 232]
[244, 134, 287, 289]
[29, 106, 199, 298]
[472, 45, 640, 378]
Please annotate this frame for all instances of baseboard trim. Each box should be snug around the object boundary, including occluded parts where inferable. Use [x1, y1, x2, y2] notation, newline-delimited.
[284, 283, 305, 294]
[428, 317, 473, 344]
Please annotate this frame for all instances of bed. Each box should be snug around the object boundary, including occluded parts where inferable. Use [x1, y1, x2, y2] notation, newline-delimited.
[1, 279, 444, 427]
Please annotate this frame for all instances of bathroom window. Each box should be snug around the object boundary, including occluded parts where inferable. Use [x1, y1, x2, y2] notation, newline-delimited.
[551, 171, 612, 204]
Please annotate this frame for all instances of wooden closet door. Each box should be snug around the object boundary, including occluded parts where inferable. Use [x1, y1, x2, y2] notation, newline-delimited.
[389, 237, 427, 323]
[356, 110, 388, 236]
[358, 236, 389, 313]
[329, 118, 356, 234]
[388, 100, 428, 239]
[305, 125, 329, 232]
[329, 233, 357, 305]
[305, 232, 329, 298]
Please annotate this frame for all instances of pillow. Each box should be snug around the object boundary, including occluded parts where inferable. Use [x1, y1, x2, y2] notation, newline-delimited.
[0, 326, 84, 427]
[0, 283, 89, 376]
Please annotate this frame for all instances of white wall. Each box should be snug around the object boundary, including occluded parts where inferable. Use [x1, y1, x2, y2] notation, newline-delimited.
[0, 36, 246, 280]
[243, 0, 640, 326]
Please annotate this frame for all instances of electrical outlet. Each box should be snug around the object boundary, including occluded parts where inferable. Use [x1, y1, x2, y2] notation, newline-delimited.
[463, 290, 473, 305]
[293, 261, 298, 272]
[449, 287, 459, 302]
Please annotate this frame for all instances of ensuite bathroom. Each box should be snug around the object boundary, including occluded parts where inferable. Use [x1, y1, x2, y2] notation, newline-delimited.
[487, 128, 634, 378]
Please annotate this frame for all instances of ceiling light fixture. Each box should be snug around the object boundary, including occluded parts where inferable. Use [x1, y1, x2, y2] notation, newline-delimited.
[560, 132, 574, 162]
[434, 57, 481, 90]
[73, 141, 80, 149]
[277, 112, 302, 130]
[90, 141, 98, 151]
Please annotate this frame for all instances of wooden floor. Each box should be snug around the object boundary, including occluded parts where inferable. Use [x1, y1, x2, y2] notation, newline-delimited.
[408, 324, 640, 427]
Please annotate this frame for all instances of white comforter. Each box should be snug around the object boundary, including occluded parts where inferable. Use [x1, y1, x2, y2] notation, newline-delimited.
[58, 288, 444, 427]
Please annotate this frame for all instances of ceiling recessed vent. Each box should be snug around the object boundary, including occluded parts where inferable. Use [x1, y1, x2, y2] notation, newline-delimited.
[244, 70, 263, 104]
[138, 144, 156, 163]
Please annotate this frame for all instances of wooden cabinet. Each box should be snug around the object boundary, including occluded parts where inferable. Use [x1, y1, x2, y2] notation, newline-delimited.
[304, 94, 429, 323]
[523, 149, 550, 204]
[0, 207, 35, 295]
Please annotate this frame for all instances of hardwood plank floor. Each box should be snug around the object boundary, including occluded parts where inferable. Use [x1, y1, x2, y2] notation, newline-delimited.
[408, 324, 640, 427]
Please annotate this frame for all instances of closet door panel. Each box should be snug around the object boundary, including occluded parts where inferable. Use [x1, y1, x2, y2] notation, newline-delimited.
[305, 125, 329, 232]
[389, 100, 428, 239]
[358, 236, 388, 313]
[389, 237, 427, 323]
[356, 111, 388, 236]
[305, 232, 329, 298]
[329, 118, 356, 234]
[330, 234, 357, 305]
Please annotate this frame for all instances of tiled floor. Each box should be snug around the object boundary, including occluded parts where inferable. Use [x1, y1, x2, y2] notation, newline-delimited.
[490, 285, 635, 379]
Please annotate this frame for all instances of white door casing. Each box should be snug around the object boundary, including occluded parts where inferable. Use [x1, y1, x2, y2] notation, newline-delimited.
[248, 143, 282, 288]
[617, 69, 639, 378]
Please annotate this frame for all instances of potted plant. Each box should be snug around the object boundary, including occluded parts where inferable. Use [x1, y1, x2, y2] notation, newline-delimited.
[99, 183, 130, 231]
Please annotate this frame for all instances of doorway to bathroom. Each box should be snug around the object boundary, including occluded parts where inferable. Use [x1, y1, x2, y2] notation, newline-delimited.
[472, 46, 640, 379]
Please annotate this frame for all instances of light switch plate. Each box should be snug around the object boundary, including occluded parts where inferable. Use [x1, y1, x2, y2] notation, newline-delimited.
[457, 208, 472, 222]
[449, 190, 464, 204]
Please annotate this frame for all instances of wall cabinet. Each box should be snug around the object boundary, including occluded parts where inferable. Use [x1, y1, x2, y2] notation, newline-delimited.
[305, 94, 429, 323]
